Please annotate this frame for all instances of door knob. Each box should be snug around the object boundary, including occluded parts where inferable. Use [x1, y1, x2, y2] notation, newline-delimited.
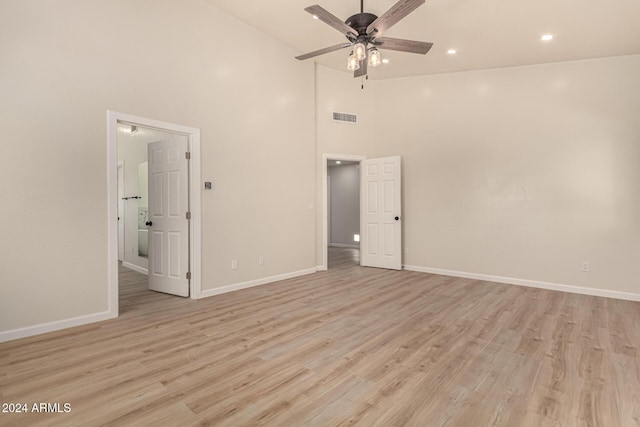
[145, 221, 153, 226]
[395, 216, 400, 221]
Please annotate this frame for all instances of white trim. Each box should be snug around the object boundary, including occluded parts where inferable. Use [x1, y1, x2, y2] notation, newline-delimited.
[316, 265, 327, 272]
[199, 268, 317, 299]
[117, 160, 125, 262]
[122, 262, 149, 276]
[107, 111, 202, 303]
[403, 265, 640, 302]
[106, 112, 120, 321]
[329, 243, 360, 249]
[0, 311, 114, 343]
[321, 153, 366, 270]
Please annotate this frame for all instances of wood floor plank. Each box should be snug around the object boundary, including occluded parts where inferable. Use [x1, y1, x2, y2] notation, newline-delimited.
[1, 248, 639, 426]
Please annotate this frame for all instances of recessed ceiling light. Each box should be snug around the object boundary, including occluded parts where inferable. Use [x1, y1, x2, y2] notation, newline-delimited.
[336, 160, 342, 164]
[382, 58, 390, 64]
[312, 14, 319, 20]
[447, 49, 457, 55]
[541, 34, 553, 41]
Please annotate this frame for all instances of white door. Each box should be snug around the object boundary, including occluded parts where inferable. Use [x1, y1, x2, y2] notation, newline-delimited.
[117, 162, 125, 262]
[360, 156, 402, 270]
[147, 140, 190, 297]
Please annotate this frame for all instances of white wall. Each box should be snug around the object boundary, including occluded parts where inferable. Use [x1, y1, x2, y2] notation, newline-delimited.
[316, 55, 640, 296]
[0, 0, 315, 337]
[328, 164, 360, 247]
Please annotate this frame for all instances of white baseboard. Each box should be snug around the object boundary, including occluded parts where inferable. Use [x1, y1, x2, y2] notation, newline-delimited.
[316, 265, 327, 271]
[329, 243, 360, 249]
[122, 262, 148, 275]
[0, 310, 117, 343]
[403, 265, 640, 302]
[198, 267, 318, 299]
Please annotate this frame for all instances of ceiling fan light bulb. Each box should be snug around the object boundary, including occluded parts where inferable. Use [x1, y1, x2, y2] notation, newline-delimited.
[347, 53, 360, 71]
[368, 48, 381, 67]
[353, 42, 367, 61]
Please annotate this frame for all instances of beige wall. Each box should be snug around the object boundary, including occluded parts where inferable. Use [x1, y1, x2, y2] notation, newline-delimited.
[0, 0, 315, 335]
[316, 55, 640, 295]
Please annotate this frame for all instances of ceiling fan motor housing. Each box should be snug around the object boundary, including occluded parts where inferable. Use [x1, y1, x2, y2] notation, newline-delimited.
[345, 13, 378, 40]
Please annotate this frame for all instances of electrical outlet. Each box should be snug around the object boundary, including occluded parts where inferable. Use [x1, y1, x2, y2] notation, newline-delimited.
[581, 261, 590, 272]
[259, 255, 264, 265]
[231, 259, 238, 270]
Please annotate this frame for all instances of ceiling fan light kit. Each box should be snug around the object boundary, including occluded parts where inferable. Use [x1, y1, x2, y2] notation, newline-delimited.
[295, 0, 433, 79]
[368, 48, 381, 67]
[347, 52, 360, 71]
[353, 42, 367, 61]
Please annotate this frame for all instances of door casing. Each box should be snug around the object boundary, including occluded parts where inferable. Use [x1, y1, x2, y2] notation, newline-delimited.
[107, 111, 202, 317]
[117, 161, 125, 262]
[321, 153, 402, 271]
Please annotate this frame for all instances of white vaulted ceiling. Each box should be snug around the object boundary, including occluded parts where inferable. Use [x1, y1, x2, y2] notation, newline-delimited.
[203, 0, 640, 79]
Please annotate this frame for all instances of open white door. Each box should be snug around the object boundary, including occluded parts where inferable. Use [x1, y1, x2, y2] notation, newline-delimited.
[360, 156, 402, 270]
[117, 162, 125, 262]
[147, 140, 190, 297]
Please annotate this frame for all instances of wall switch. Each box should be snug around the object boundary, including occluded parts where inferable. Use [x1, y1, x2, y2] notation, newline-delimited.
[259, 255, 264, 265]
[581, 261, 590, 272]
[231, 259, 238, 270]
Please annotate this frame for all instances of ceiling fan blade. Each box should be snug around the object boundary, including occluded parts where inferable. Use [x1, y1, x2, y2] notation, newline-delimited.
[305, 5, 358, 38]
[354, 58, 368, 78]
[295, 43, 351, 61]
[366, 0, 425, 37]
[375, 37, 433, 54]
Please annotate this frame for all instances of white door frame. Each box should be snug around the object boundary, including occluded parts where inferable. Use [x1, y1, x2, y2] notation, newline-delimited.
[117, 160, 125, 262]
[321, 153, 366, 270]
[107, 111, 202, 316]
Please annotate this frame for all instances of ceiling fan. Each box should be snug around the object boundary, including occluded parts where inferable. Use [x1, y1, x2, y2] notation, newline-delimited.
[295, 0, 433, 78]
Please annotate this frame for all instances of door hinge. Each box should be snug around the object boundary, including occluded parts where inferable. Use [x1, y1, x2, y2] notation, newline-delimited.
[186, 271, 191, 280]
[186, 212, 191, 220]
[185, 152, 191, 160]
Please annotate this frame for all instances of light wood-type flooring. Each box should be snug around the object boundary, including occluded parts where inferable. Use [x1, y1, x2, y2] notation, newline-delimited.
[1, 248, 640, 426]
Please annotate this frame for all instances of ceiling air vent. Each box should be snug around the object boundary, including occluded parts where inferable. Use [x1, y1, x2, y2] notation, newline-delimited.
[332, 112, 357, 124]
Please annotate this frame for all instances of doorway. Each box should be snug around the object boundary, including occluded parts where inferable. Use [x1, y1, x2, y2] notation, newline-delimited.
[107, 111, 202, 317]
[321, 154, 365, 270]
[327, 159, 361, 269]
[321, 153, 403, 272]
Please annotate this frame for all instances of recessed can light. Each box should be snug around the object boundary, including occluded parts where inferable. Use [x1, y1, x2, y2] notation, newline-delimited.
[382, 58, 390, 64]
[541, 34, 553, 41]
[312, 14, 319, 19]
[447, 49, 457, 55]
